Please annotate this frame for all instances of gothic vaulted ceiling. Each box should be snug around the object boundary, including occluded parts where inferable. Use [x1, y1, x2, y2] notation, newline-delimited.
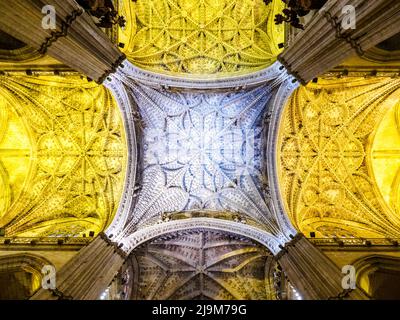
[2, 0, 400, 249]
[123, 84, 275, 233]
[278, 77, 400, 238]
[1, 0, 400, 302]
[0, 76, 127, 237]
[125, 230, 277, 300]
[1, 0, 286, 242]
[119, 0, 284, 75]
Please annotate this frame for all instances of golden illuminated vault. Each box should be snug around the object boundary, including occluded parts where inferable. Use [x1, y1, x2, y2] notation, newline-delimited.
[1, 0, 398, 247]
[119, 0, 284, 75]
[278, 77, 400, 238]
[0, 76, 127, 237]
[371, 100, 400, 219]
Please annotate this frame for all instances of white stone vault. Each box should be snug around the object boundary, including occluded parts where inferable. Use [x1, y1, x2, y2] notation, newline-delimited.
[104, 61, 298, 255]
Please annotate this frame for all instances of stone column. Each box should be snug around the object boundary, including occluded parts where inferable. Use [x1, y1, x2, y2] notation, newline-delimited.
[31, 233, 126, 300]
[0, 0, 125, 83]
[279, 0, 400, 84]
[276, 234, 367, 300]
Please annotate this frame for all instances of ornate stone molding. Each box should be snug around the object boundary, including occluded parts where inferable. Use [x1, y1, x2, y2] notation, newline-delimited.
[123, 218, 282, 255]
[277, 56, 305, 85]
[0, 237, 90, 247]
[116, 61, 286, 90]
[103, 73, 138, 239]
[311, 237, 400, 247]
[265, 76, 299, 239]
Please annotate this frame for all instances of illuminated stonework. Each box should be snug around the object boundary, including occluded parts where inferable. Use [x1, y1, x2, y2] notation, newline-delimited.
[278, 78, 400, 238]
[0, 93, 30, 218]
[119, 0, 284, 75]
[129, 230, 276, 300]
[0, 76, 127, 237]
[371, 100, 400, 217]
[124, 83, 277, 233]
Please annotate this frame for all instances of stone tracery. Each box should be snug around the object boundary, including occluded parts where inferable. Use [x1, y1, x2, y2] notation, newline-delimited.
[278, 77, 400, 238]
[2, 0, 399, 302]
[119, 0, 284, 75]
[105, 69, 295, 247]
[128, 84, 273, 229]
[370, 100, 400, 218]
[126, 230, 277, 300]
[0, 76, 127, 237]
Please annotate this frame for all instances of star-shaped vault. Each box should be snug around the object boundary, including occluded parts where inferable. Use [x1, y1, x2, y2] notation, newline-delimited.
[122, 83, 279, 234]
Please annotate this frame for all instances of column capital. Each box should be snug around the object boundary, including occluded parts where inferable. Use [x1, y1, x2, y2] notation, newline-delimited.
[99, 232, 128, 259]
[275, 233, 304, 260]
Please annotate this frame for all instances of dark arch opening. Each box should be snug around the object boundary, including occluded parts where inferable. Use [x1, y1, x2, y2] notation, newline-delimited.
[376, 33, 400, 52]
[356, 255, 400, 300]
[0, 30, 26, 50]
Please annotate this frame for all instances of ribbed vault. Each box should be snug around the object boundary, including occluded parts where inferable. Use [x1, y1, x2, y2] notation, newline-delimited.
[119, 0, 284, 75]
[125, 84, 274, 232]
[278, 77, 400, 238]
[105, 71, 295, 249]
[0, 76, 127, 237]
[1, 0, 400, 302]
[126, 230, 277, 300]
